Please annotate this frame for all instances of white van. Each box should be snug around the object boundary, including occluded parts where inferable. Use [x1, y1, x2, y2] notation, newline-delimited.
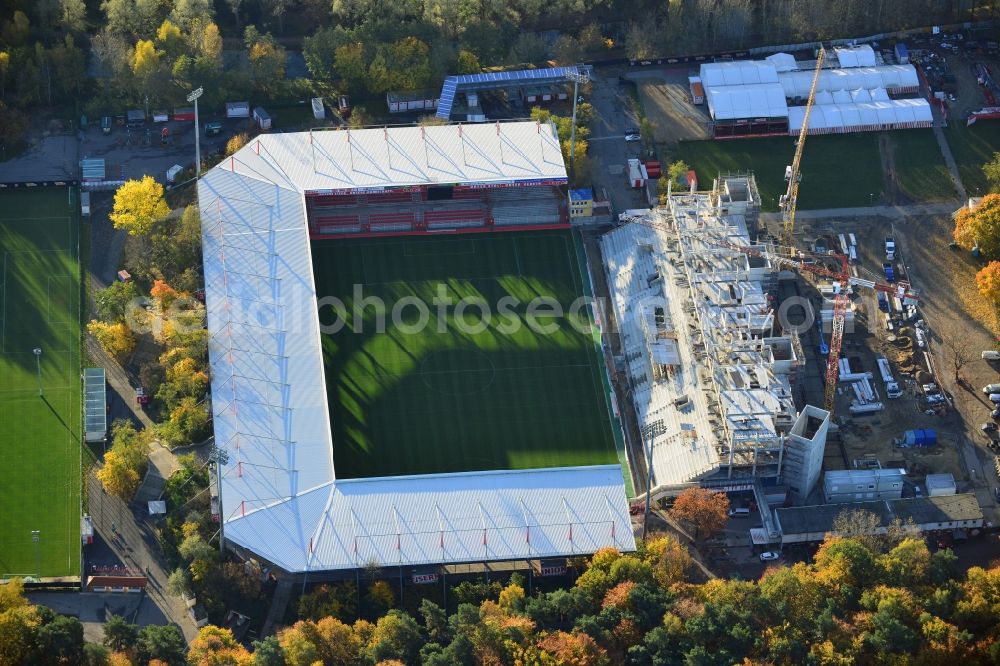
[728, 507, 751, 518]
[983, 351, 1000, 361]
[984, 383, 1000, 394]
[989, 393, 1000, 404]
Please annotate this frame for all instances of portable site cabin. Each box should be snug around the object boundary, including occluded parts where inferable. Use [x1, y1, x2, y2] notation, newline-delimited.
[688, 76, 705, 104]
[152, 111, 169, 123]
[126, 109, 145, 127]
[386, 90, 440, 113]
[253, 106, 271, 129]
[226, 101, 250, 119]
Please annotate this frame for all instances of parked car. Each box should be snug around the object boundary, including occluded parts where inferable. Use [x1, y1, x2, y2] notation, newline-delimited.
[983, 350, 1000, 361]
[982, 422, 998, 433]
[205, 121, 223, 136]
[759, 551, 780, 561]
[992, 407, 1000, 420]
[995, 487, 1000, 502]
[624, 127, 641, 141]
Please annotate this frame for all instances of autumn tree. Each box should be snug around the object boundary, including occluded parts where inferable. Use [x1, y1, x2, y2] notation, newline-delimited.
[110, 176, 170, 237]
[226, 132, 249, 156]
[668, 487, 729, 540]
[976, 261, 1000, 306]
[942, 336, 973, 383]
[953, 193, 1000, 259]
[188, 626, 252, 665]
[248, 33, 286, 95]
[87, 320, 136, 361]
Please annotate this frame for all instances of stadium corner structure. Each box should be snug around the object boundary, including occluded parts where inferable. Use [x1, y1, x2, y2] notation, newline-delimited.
[198, 121, 632, 577]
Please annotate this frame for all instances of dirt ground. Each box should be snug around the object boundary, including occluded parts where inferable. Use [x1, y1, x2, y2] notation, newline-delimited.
[793, 212, 1000, 508]
[632, 71, 711, 145]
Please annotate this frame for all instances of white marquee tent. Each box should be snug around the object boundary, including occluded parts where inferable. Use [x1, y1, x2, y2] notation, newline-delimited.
[704, 83, 788, 120]
[765, 52, 798, 72]
[833, 45, 878, 68]
[700, 61, 779, 87]
[788, 98, 932, 134]
[779, 65, 920, 97]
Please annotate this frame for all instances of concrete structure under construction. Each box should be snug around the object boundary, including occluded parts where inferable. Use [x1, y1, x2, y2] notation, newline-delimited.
[601, 175, 830, 501]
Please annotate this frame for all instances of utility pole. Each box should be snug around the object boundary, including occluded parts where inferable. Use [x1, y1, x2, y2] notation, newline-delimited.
[566, 66, 591, 179]
[188, 87, 204, 178]
[32, 348, 42, 396]
[641, 420, 666, 540]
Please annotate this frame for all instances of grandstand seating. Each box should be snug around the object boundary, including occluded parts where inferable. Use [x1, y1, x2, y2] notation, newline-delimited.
[306, 184, 567, 238]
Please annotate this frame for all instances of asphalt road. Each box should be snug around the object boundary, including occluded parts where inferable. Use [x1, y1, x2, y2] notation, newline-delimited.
[86, 472, 198, 643]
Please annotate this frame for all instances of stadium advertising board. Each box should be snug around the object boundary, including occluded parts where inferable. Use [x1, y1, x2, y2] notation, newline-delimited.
[307, 185, 424, 196]
[455, 178, 568, 190]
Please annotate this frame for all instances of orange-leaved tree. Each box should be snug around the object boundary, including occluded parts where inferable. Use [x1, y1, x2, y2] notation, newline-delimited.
[976, 260, 1000, 305]
[954, 193, 1000, 258]
[669, 487, 730, 541]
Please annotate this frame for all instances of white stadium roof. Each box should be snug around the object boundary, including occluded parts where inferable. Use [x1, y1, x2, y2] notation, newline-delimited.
[704, 83, 789, 120]
[198, 121, 631, 573]
[700, 61, 779, 86]
[215, 121, 568, 193]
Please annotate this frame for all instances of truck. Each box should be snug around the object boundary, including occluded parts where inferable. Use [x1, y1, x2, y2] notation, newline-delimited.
[883, 262, 895, 282]
[876, 356, 902, 399]
[885, 236, 896, 260]
[627, 158, 645, 188]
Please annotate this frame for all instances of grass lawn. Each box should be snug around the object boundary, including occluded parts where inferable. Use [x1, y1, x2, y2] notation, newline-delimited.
[945, 122, 1000, 198]
[678, 134, 883, 211]
[890, 130, 956, 202]
[311, 231, 618, 479]
[0, 187, 81, 577]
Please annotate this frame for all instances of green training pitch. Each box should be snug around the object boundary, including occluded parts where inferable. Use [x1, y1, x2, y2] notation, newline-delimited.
[679, 133, 884, 211]
[312, 230, 618, 479]
[0, 187, 81, 578]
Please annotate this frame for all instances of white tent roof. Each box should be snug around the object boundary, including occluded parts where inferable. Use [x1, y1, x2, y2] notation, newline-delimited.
[765, 52, 798, 72]
[700, 61, 779, 86]
[834, 45, 878, 68]
[704, 82, 789, 120]
[779, 65, 919, 97]
[197, 122, 632, 573]
[788, 98, 932, 131]
[213, 121, 567, 193]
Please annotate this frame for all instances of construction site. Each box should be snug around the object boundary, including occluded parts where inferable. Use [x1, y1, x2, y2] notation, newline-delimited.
[597, 42, 992, 550]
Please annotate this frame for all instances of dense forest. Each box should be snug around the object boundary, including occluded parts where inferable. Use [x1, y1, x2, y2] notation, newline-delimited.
[0, 0, 997, 146]
[2, 533, 999, 664]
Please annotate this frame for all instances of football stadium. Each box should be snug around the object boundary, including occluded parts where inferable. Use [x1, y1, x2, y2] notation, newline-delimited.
[0, 185, 82, 578]
[199, 121, 632, 575]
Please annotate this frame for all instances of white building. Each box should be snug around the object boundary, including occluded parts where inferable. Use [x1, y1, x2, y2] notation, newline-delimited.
[601, 177, 829, 498]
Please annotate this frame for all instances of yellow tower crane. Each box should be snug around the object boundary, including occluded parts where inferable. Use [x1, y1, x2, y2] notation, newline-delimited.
[780, 47, 825, 248]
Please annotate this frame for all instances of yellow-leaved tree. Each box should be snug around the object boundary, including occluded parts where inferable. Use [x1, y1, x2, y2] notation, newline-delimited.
[110, 176, 170, 236]
[132, 39, 160, 78]
[87, 320, 136, 362]
[976, 261, 1000, 306]
[187, 626, 252, 666]
[96, 449, 141, 499]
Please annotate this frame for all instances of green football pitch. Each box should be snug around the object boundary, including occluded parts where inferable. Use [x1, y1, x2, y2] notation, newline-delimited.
[0, 187, 81, 577]
[312, 230, 619, 479]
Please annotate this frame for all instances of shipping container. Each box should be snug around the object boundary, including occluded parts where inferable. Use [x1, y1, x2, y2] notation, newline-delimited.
[173, 107, 195, 121]
[689, 76, 705, 104]
[226, 101, 250, 118]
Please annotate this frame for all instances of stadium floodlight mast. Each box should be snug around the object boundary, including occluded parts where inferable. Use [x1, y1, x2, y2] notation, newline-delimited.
[187, 87, 204, 178]
[640, 419, 666, 540]
[566, 66, 591, 176]
[32, 348, 42, 396]
[31, 530, 40, 578]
